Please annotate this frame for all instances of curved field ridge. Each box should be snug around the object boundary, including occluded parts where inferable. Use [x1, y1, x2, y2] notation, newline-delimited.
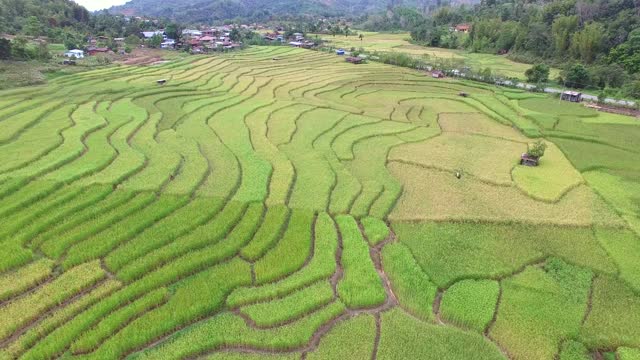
[0, 46, 638, 360]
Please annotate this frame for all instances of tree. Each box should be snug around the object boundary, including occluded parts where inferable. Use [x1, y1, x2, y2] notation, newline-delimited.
[10, 36, 30, 59]
[0, 38, 11, 60]
[564, 63, 590, 88]
[527, 140, 547, 159]
[63, 31, 83, 50]
[165, 23, 181, 40]
[229, 28, 241, 42]
[622, 80, 640, 100]
[125, 35, 140, 46]
[148, 34, 163, 48]
[608, 28, 640, 74]
[35, 41, 50, 60]
[551, 16, 578, 56]
[525, 64, 550, 83]
[571, 22, 604, 63]
[24, 16, 42, 36]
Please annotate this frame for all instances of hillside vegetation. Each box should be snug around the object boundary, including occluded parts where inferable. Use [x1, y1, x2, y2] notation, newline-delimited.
[0, 46, 638, 359]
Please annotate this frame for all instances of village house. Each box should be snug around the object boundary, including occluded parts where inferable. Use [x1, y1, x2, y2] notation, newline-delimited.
[87, 47, 110, 56]
[201, 29, 216, 37]
[431, 70, 445, 78]
[182, 29, 202, 38]
[64, 49, 84, 58]
[161, 39, 176, 49]
[561, 91, 582, 102]
[454, 24, 471, 33]
[141, 30, 165, 39]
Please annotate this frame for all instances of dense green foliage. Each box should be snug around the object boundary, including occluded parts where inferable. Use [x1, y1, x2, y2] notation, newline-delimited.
[380, 0, 640, 95]
[0, 0, 90, 35]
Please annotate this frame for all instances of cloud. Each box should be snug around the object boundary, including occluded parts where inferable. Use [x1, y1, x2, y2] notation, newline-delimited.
[73, 0, 130, 11]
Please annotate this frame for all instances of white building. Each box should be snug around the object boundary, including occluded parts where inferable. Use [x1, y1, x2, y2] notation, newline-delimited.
[182, 29, 202, 37]
[142, 30, 165, 39]
[64, 49, 84, 59]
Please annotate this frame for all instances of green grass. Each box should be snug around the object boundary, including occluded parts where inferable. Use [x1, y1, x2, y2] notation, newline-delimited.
[0, 261, 105, 341]
[239, 281, 334, 327]
[558, 340, 591, 360]
[70, 287, 169, 353]
[0, 46, 638, 359]
[595, 228, 640, 292]
[226, 212, 338, 308]
[618, 347, 640, 360]
[306, 314, 376, 360]
[254, 209, 314, 284]
[490, 259, 592, 359]
[377, 308, 505, 360]
[132, 302, 347, 360]
[394, 221, 615, 287]
[336, 215, 386, 309]
[440, 279, 499, 332]
[361, 217, 390, 246]
[381, 242, 437, 320]
[0, 259, 54, 302]
[1, 279, 121, 360]
[580, 275, 640, 349]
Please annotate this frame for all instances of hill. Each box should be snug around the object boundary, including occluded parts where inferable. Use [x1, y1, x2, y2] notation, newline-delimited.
[107, 0, 476, 23]
[0, 0, 90, 35]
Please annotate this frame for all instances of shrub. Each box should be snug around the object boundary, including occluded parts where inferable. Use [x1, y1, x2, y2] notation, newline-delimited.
[527, 140, 547, 158]
[525, 63, 550, 83]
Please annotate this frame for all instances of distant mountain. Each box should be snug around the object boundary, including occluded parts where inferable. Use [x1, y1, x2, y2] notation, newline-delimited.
[107, 0, 477, 23]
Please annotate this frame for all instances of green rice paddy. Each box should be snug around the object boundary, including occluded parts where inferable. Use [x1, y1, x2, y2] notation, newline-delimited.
[0, 45, 638, 359]
[318, 32, 562, 80]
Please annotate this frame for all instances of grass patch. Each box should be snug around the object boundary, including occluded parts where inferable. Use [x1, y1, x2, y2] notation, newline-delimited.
[0, 259, 54, 302]
[377, 308, 505, 360]
[580, 275, 640, 349]
[394, 221, 615, 287]
[239, 281, 334, 327]
[490, 259, 592, 360]
[440, 279, 499, 332]
[381, 242, 437, 320]
[306, 313, 376, 360]
[336, 215, 386, 309]
[361, 217, 390, 246]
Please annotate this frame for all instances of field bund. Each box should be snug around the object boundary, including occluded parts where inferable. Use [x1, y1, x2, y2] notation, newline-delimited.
[0, 46, 639, 360]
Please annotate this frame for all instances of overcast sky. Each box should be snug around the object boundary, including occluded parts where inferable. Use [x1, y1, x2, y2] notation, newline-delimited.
[73, 0, 129, 11]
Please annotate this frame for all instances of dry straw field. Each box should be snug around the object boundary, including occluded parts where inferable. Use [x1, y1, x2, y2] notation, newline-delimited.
[0, 46, 639, 360]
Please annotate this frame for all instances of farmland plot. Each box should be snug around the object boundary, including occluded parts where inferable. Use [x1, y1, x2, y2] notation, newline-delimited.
[0, 46, 638, 360]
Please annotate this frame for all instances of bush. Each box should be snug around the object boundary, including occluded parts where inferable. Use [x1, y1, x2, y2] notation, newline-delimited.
[527, 140, 547, 158]
[525, 63, 550, 83]
[564, 63, 590, 89]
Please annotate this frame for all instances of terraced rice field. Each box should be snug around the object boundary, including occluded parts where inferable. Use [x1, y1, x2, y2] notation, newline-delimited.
[0, 46, 639, 360]
[320, 32, 561, 80]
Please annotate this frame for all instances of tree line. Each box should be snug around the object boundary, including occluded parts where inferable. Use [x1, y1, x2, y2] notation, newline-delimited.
[360, 0, 640, 98]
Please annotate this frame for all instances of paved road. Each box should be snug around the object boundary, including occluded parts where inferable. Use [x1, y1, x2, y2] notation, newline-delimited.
[502, 81, 637, 107]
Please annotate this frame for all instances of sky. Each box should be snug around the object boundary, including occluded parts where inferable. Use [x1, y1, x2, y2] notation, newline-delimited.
[73, 0, 129, 11]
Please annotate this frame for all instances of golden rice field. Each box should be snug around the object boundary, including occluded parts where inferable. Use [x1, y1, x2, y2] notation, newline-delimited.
[0, 46, 639, 360]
